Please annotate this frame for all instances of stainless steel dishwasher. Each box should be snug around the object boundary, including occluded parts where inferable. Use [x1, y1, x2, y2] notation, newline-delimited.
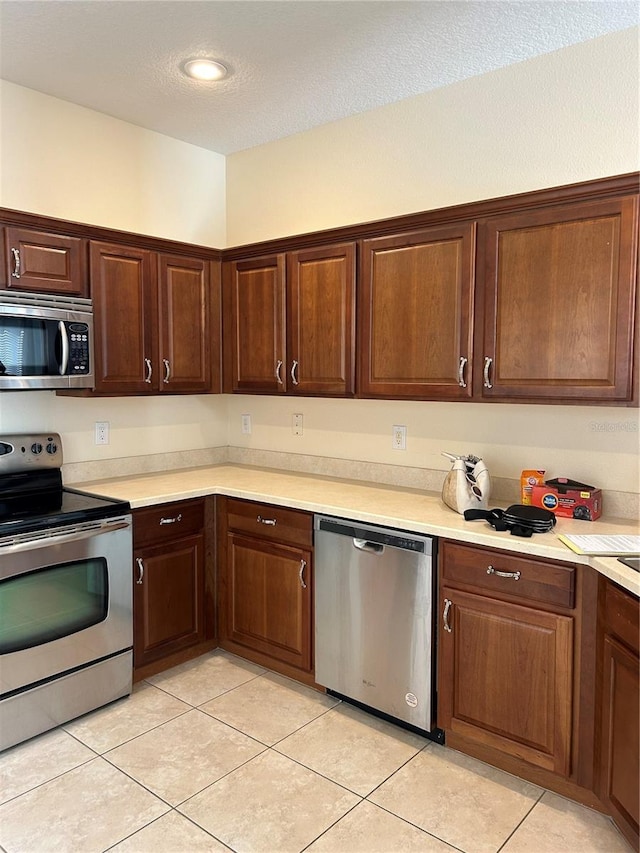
[314, 515, 443, 741]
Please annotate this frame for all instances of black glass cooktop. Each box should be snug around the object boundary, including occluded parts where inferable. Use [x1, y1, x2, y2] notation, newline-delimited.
[0, 475, 130, 538]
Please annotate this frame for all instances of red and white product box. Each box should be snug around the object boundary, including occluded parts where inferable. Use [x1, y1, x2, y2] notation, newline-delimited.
[531, 480, 602, 521]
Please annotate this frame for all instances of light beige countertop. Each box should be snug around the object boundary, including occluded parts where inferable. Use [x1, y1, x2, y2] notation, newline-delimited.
[70, 463, 640, 598]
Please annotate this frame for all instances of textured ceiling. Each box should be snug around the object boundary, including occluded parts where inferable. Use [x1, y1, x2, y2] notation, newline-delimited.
[0, 1, 638, 155]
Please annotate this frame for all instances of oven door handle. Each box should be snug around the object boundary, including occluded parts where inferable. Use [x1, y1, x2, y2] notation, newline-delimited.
[0, 518, 131, 557]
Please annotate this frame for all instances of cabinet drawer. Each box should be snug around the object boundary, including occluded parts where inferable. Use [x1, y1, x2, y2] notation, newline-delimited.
[441, 541, 575, 609]
[134, 498, 205, 547]
[226, 498, 312, 548]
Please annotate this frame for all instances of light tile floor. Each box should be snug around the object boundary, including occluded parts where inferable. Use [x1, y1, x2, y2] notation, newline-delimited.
[0, 650, 633, 853]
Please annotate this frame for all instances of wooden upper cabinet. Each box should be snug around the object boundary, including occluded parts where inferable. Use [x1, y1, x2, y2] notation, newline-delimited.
[4, 227, 87, 295]
[90, 241, 156, 394]
[224, 254, 286, 393]
[359, 223, 476, 399]
[157, 254, 212, 393]
[287, 243, 356, 396]
[478, 196, 639, 403]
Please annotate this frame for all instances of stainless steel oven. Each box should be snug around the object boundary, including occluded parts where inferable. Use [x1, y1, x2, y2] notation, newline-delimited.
[0, 434, 132, 751]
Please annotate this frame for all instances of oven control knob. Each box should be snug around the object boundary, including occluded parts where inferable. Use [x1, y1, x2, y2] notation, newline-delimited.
[46, 441, 58, 455]
[31, 442, 43, 455]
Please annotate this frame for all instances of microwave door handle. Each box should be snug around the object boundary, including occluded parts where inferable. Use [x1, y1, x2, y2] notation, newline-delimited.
[58, 321, 69, 375]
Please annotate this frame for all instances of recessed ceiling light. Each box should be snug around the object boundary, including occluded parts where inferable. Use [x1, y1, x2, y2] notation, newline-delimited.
[182, 58, 228, 82]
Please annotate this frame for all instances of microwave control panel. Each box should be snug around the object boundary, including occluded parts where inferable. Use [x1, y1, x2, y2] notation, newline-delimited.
[68, 323, 90, 374]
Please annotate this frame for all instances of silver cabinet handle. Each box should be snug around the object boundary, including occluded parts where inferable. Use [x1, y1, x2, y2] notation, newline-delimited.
[291, 360, 299, 386]
[299, 558, 307, 589]
[443, 598, 452, 633]
[160, 513, 182, 525]
[144, 357, 153, 384]
[257, 515, 277, 526]
[487, 565, 521, 581]
[483, 357, 493, 389]
[163, 358, 171, 384]
[136, 557, 144, 585]
[275, 360, 283, 385]
[11, 248, 20, 278]
[58, 320, 69, 376]
[458, 356, 468, 388]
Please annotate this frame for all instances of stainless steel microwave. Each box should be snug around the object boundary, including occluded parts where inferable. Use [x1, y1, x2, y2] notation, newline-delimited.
[0, 290, 94, 390]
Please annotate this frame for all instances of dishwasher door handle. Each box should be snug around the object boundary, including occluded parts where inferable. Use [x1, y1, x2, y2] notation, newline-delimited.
[353, 538, 384, 555]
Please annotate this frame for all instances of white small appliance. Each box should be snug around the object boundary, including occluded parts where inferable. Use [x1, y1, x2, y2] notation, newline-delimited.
[441, 452, 491, 514]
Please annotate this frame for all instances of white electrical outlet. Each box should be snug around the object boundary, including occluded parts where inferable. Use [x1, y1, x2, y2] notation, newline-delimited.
[292, 413, 303, 436]
[241, 414, 252, 435]
[392, 425, 407, 450]
[95, 421, 110, 445]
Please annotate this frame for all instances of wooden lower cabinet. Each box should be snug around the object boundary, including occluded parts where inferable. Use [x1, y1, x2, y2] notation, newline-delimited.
[218, 497, 314, 682]
[133, 497, 214, 676]
[597, 580, 639, 849]
[226, 534, 312, 671]
[436, 540, 607, 805]
[439, 587, 573, 775]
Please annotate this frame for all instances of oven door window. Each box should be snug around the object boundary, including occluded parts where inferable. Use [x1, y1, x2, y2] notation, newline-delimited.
[0, 558, 108, 654]
[0, 317, 59, 377]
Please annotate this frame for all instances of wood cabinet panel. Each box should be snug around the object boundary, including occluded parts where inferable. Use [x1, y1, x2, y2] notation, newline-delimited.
[597, 581, 639, 848]
[226, 533, 312, 671]
[134, 498, 205, 548]
[479, 196, 638, 402]
[439, 587, 574, 775]
[134, 533, 205, 668]
[3, 228, 87, 295]
[158, 254, 212, 392]
[225, 254, 286, 393]
[90, 241, 156, 393]
[226, 498, 313, 548]
[359, 223, 475, 399]
[442, 540, 576, 609]
[287, 243, 356, 395]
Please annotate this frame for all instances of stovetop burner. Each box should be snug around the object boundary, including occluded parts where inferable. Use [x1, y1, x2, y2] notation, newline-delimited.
[0, 432, 130, 536]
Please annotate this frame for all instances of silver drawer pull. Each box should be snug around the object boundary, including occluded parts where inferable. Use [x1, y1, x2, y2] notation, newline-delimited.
[487, 565, 521, 581]
[291, 360, 299, 386]
[144, 357, 153, 383]
[163, 358, 171, 384]
[275, 360, 283, 385]
[483, 356, 493, 389]
[160, 513, 182, 525]
[458, 356, 468, 388]
[257, 515, 277, 526]
[443, 598, 452, 633]
[136, 557, 144, 585]
[11, 247, 20, 278]
[299, 558, 307, 589]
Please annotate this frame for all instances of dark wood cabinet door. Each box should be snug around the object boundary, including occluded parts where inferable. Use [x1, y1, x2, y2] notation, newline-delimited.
[134, 534, 205, 669]
[597, 581, 639, 848]
[438, 587, 574, 775]
[224, 254, 286, 393]
[4, 227, 87, 295]
[90, 241, 156, 393]
[226, 532, 312, 671]
[287, 243, 356, 396]
[599, 635, 639, 844]
[158, 254, 211, 393]
[478, 196, 639, 402]
[359, 224, 475, 399]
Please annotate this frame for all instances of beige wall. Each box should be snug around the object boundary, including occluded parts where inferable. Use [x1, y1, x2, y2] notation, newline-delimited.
[1, 29, 639, 501]
[0, 81, 229, 464]
[226, 28, 639, 244]
[0, 81, 226, 248]
[225, 28, 640, 498]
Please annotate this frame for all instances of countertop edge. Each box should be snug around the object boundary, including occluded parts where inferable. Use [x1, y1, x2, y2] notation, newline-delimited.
[69, 464, 640, 598]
